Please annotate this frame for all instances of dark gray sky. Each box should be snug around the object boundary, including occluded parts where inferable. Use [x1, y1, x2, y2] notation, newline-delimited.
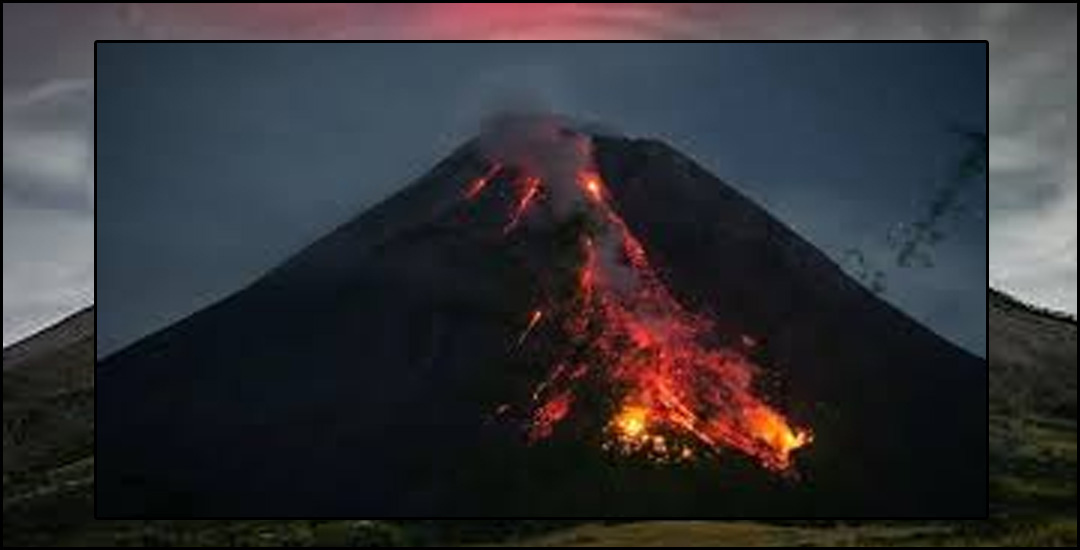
[4, 4, 1076, 360]
[93, 41, 990, 356]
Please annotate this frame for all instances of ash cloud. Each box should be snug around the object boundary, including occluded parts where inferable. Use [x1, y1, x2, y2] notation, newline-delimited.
[478, 111, 594, 219]
[476, 111, 641, 295]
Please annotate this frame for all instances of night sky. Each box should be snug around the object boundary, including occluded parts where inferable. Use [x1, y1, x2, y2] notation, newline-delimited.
[4, 4, 1076, 360]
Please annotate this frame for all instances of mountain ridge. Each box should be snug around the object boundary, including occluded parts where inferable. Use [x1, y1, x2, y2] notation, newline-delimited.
[990, 287, 1076, 325]
[96, 131, 986, 516]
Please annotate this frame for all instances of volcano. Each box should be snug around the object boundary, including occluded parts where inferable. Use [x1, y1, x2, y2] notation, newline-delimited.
[97, 117, 986, 517]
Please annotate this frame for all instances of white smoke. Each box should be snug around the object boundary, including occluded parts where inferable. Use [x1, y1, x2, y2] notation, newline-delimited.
[478, 111, 594, 219]
[475, 111, 643, 295]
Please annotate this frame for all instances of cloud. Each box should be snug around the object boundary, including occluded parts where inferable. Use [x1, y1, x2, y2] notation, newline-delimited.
[3, 77, 95, 345]
[981, 6, 1076, 312]
[991, 174, 1077, 312]
[2, 207, 93, 346]
[2, 77, 92, 110]
[3, 127, 93, 212]
[3, 78, 94, 214]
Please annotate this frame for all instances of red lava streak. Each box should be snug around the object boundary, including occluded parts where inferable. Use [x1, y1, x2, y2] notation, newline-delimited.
[581, 170, 604, 202]
[504, 176, 542, 234]
[467, 135, 811, 473]
[516, 309, 544, 346]
[528, 391, 572, 442]
[464, 162, 502, 199]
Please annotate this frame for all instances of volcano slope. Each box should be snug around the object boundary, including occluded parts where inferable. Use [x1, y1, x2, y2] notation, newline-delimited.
[97, 126, 986, 517]
[2, 292, 1071, 544]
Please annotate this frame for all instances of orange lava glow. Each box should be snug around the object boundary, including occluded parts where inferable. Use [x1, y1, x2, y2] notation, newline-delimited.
[570, 176, 810, 471]
[469, 137, 810, 474]
[614, 405, 649, 438]
[504, 175, 542, 233]
[464, 162, 502, 199]
[746, 404, 813, 461]
[581, 171, 604, 202]
[528, 391, 572, 442]
[516, 309, 544, 346]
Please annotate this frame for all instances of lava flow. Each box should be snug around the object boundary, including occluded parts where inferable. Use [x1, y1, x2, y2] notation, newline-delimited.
[463, 161, 502, 199]
[504, 175, 542, 234]
[464, 133, 811, 473]
[516, 309, 544, 346]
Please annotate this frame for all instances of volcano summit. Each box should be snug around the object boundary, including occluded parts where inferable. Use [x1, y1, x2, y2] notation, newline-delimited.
[98, 116, 985, 517]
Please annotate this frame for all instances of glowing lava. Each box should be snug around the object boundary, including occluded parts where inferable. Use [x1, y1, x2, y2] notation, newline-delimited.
[504, 175, 542, 233]
[464, 162, 502, 199]
[573, 180, 812, 471]
[516, 309, 544, 346]
[467, 130, 811, 474]
[581, 170, 604, 202]
[615, 405, 648, 439]
[528, 391, 572, 443]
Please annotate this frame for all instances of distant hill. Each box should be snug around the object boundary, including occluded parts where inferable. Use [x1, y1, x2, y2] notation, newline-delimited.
[3, 307, 95, 547]
[989, 288, 1077, 417]
[3, 306, 94, 482]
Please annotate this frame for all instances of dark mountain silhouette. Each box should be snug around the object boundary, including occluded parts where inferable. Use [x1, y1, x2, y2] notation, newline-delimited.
[96, 131, 986, 517]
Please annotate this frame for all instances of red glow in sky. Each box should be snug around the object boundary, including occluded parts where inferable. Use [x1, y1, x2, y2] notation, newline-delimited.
[130, 3, 739, 39]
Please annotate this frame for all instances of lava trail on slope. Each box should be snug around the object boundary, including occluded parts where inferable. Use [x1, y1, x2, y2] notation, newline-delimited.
[465, 118, 810, 473]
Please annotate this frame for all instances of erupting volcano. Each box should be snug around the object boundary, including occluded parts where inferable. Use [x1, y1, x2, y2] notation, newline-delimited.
[98, 114, 986, 517]
[461, 122, 810, 472]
